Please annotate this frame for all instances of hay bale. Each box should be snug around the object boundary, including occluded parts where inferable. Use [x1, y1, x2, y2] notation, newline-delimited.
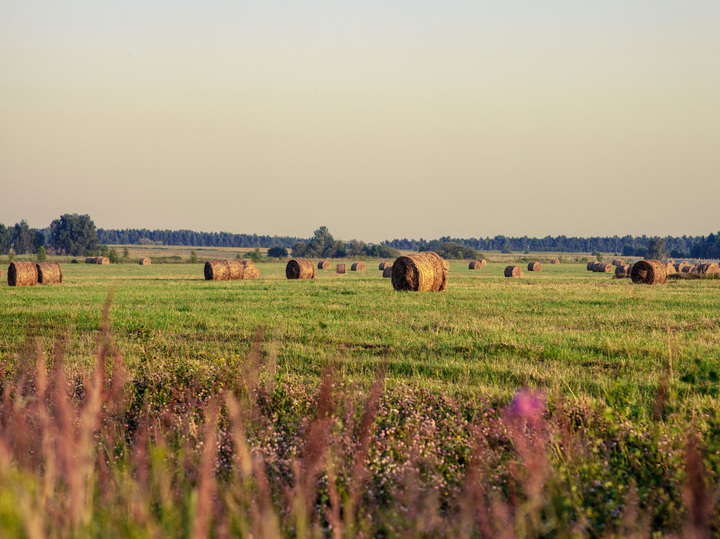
[36, 262, 63, 284]
[96, 257, 110, 265]
[550, 258, 560, 264]
[612, 259, 625, 267]
[665, 262, 676, 275]
[615, 264, 629, 277]
[626, 263, 634, 277]
[681, 265, 694, 273]
[204, 260, 244, 281]
[504, 265, 523, 278]
[599, 263, 613, 273]
[336, 264, 347, 274]
[243, 265, 260, 279]
[590, 262, 602, 272]
[480, 259, 487, 267]
[382, 266, 392, 278]
[468, 261, 483, 270]
[442, 259, 450, 271]
[8, 262, 38, 287]
[527, 262, 542, 272]
[240, 259, 253, 266]
[318, 260, 331, 270]
[631, 259, 667, 285]
[699, 263, 720, 275]
[378, 261, 392, 270]
[138, 257, 151, 265]
[351, 262, 366, 272]
[391, 251, 447, 292]
[85, 257, 97, 264]
[587, 261, 595, 271]
[286, 258, 315, 279]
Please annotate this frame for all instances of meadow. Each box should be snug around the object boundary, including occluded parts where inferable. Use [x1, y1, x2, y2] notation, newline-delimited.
[1, 257, 719, 536]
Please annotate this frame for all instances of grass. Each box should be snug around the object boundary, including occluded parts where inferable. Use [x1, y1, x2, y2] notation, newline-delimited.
[1, 258, 719, 536]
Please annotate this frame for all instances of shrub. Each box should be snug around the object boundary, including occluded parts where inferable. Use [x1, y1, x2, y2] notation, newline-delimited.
[36, 246, 47, 262]
[268, 246, 288, 258]
[189, 250, 198, 263]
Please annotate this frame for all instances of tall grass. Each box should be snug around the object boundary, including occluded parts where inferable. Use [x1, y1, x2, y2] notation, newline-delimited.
[0, 296, 717, 537]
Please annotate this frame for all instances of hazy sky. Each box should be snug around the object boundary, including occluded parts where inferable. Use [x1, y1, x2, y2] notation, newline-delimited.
[1, 1, 719, 242]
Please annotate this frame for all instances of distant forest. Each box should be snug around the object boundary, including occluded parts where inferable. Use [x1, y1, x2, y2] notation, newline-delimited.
[96, 228, 714, 258]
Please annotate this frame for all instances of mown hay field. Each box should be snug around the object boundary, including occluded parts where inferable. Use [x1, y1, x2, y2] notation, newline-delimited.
[2, 257, 720, 536]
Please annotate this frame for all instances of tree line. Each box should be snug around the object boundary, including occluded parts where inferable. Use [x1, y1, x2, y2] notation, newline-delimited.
[97, 229, 301, 249]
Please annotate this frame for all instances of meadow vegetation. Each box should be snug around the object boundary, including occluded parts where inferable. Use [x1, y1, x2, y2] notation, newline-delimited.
[1, 259, 719, 536]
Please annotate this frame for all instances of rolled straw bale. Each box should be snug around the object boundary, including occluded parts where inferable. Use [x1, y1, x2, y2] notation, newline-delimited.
[8, 262, 38, 287]
[85, 257, 97, 264]
[612, 259, 624, 267]
[96, 257, 110, 265]
[36, 262, 63, 284]
[286, 258, 315, 279]
[527, 262, 542, 272]
[627, 263, 634, 277]
[590, 262, 602, 272]
[243, 265, 260, 279]
[382, 266, 392, 278]
[138, 257, 151, 265]
[702, 263, 720, 275]
[615, 264, 629, 278]
[442, 259, 450, 271]
[504, 265, 523, 278]
[681, 265, 694, 273]
[378, 261, 392, 270]
[550, 258, 560, 264]
[227, 260, 245, 280]
[665, 262, 676, 275]
[351, 262, 366, 272]
[480, 259, 487, 267]
[468, 261, 483, 270]
[205, 260, 230, 280]
[318, 260, 331, 270]
[391, 251, 447, 292]
[587, 261, 595, 271]
[600, 263, 613, 273]
[631, 259, 667, 285]
[336, 264, 347, 274]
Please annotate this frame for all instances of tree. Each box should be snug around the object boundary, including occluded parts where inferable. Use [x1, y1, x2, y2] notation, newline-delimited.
[189, 250, 198, 263]
[36, 246, 47, 262]
[268, 246, 288, 258]
[647, 238, 668, 260]
[49, 214, 99, 256]
[101, 245, 110, 258]
[0, 225, 11, 255]
[108, 248, 120, 264]
[123, 247, 130, 260]
[248, 247, 262, 262]
[12, 220, 35, 254]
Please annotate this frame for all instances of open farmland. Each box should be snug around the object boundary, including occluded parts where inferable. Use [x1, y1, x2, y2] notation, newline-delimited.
[2, 257, 720, 536]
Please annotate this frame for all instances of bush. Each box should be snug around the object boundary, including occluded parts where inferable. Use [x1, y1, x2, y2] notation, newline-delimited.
[268, 246, 288, 258]
[108, 248, 120, 264]
[36, 246, 47, 262]
[189, 250, 198, 263]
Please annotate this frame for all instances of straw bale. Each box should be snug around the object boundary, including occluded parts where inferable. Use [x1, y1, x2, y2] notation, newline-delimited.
[391, 251, 447, 292]
[627, 263, 634, 276]
[442, 259, 450, 271]
[243, 265, 260, 279]
[351, 262, 366, 272]
[318, 260, 331, 270]
[612, 259, 625, 267]
[382, 266, 392, 278]
[504, 265, 523, 278]
[204, 260, 231, 281]
[699, 263, 720, 275]
[599, 263, 613, 273]
[36, 262, 63, 284]
[665, 262, 676, 275]
[550, 258, 560, 264]
[227, 260, 245, 280]
[96, 257, 110, 265]
[480, 259, 487, 267]
[85, 257, 97, 264]
[631, 259, 667, 285]
[336, 264, 347, 274]
[378, 262, 392, 270]
[587, 261, 595, 271]
[138, 257, 151, 265]
[286, 258, 315, 279]
[468, 261, 483, 270]
[240, 259, 253, 266]
[8, 262, 38, 287]
[681, 265, 694, 273]
[615, 264, 629, 277]
[527, 262, 542, 272]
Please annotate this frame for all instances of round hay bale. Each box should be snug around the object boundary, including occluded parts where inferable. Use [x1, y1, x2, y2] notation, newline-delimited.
[351, 262, 366, 272]
[600, 263, 613, 273]
[612, 259, 624, 267]
[391, 251, 447, 292]
[243, 265, 260, 279]
[527, 262, 542, 272]
[96, 257, 110, 265]
[286, 258, 315, 280]
[587, 261, 595, 271]
[36, 262, 63, 284]
[442, 259, 450, 271]
[665, 262, 676, 275]
[702, 263, 720, 275]
[504, 265, 523, 278]
[8, 262, 38, 287]
[378, 261, 392, 270]
[85, 257, 97, 264]
[70, 259, 78, 264]
[138, 257, 151, 265]
[205, 260, 231, 281]
[480, 259, 487, 267]
[681, 265, 694, 273]
[631, 259, 667, 285]
[626, 263, 634, 276]
[318, 260, 331, 270]
[468, 261, 483, 270]
[336, 263, 347, 274]
[615, 264, 629, 277]
[590, 262, 602, 272]
[550, 258, 560, 264]
[240, 259, 253, 266]
[382, 266, 392, 278]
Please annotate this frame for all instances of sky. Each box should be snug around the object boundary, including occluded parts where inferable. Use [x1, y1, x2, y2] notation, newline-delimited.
[1, 1, 719, 243]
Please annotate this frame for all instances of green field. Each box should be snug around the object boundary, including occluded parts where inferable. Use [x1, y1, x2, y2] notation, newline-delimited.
[1, 258, 719, 536]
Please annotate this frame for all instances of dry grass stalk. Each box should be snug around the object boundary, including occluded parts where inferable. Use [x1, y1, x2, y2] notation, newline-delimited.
[138, 257, 151, 265]
[504, 265, 523, 278]
[8, 261, 38, 287]
[391, 251, 448, 292]
[351, 262, 366, 272]
[286, 258, 315, 279]
[631, 259, 668, 285]
[336, 264, 347, 274]
[318, 260, 331, 270]
[37, 262, 63, 284]
[191, 400, 220, 539]
[527, 262, 542, 272]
